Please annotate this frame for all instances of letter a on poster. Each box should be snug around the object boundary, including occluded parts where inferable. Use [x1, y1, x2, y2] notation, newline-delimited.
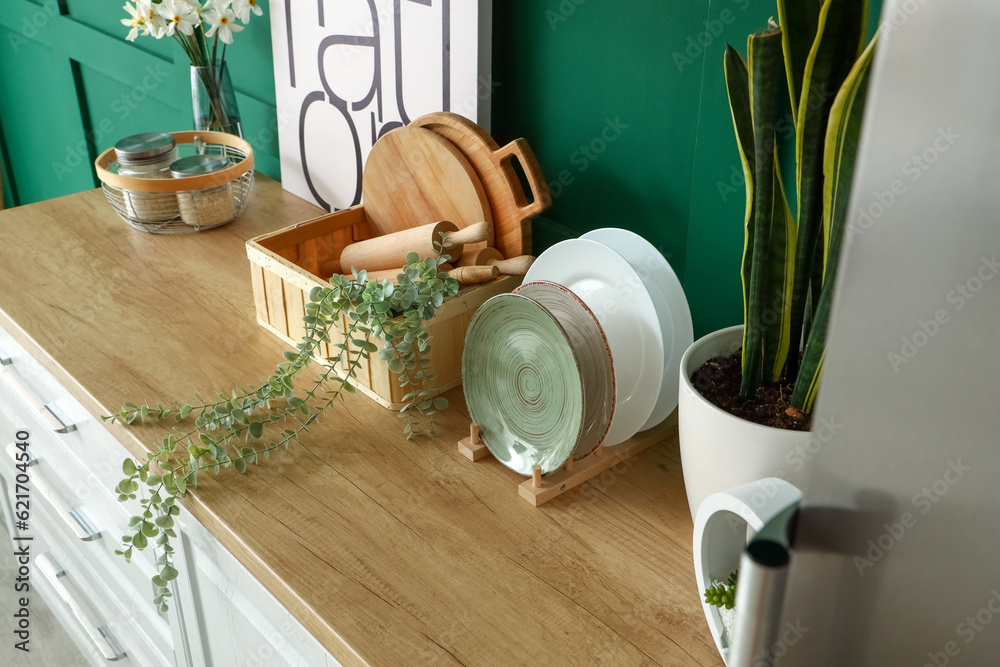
[269, 0, 493, 212]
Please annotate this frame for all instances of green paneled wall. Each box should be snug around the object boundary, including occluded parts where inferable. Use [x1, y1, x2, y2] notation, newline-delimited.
[0, 20, 93, 203]
[0, 0, 278, 208]
[0, 0, 882, 336]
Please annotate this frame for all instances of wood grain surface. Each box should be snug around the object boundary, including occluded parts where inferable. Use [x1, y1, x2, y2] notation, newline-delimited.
[338, 220, 493, 273]
[362, 126, 493, 243]
[412, 112, 553, 259]
[339, 220, 460, 273]
[0, 177, 722, 667]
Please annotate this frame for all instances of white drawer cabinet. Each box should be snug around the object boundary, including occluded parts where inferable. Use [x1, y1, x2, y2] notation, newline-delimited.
[0, 328, 343, 667]
[176, 528, 344, 667]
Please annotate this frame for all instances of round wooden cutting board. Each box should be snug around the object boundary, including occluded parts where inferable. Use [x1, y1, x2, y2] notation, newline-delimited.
[412, 112, 552, 258]
[362, 126, 493, 244]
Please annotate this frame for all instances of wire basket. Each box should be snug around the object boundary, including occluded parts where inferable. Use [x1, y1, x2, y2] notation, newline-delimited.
[95, 131, 255, 234]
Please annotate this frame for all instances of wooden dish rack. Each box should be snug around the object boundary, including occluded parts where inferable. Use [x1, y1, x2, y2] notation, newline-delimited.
[458, 413, 677, 506]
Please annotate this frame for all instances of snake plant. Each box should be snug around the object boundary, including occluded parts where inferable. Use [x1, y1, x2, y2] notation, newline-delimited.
[725, 0, 879, 413]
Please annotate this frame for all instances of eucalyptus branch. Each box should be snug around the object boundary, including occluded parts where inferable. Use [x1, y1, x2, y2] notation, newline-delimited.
[110, 248, 459, 611]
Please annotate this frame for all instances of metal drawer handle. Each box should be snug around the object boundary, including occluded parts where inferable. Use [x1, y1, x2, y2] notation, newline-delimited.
[5, 443, 101, 542]
[36, 553, 126, 662]
[0, 365, 77, 434]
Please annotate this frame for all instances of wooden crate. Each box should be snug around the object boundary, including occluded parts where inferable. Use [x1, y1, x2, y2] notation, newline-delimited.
[246, 205, 521, 409]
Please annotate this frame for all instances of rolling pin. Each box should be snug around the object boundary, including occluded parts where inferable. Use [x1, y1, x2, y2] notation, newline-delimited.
[344, 264, 454, 284]
[448, 265, 499, 284]
[455, 247, 537, 275]
[343, 263, 498, 286]
[339, 221, 493, 273]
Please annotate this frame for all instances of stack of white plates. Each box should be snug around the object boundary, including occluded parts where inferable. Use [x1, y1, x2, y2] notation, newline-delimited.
[462, 228, 692, 476]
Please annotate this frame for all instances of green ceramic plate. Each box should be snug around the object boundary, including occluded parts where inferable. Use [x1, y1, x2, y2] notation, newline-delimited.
[514, 280, 616, 460]
[462, 293, 584, 476]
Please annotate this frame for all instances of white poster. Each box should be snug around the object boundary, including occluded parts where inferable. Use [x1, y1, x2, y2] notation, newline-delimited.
[269, 0, 492, 212]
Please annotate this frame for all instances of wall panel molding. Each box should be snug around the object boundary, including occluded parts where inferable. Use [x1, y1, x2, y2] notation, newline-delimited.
[0, 0, 280, 208]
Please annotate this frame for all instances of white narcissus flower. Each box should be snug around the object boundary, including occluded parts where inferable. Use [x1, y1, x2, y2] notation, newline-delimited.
[157, 0, 199, 36]
[120, 1, 150, 41]
[139, 0, 168, 38]
[232, 0, 263, 23]
[180, 0, 204, 15]
[203, 0, 232, 13]
[204, 6, 243, 44]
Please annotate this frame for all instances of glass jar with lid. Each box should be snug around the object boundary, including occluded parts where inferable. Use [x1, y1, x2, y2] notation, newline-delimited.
[170, 154, 236, 227]
[114, 132, 180, 222]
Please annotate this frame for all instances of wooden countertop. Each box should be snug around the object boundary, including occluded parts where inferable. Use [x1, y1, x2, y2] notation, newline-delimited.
[0, 177, 721, 667]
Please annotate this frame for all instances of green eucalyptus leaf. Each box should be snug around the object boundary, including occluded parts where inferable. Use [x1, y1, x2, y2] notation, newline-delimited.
[110, 239, 460, 612]
[132, 532, 148, 549]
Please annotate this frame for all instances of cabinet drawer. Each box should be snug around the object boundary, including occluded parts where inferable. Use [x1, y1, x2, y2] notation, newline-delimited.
[0, 459, 177, 667]
[0, 436, 177, 660]
[0, 375, 127, 538]
[0, 467, 134, 666]
[0, 330, 83, 435]
[0, 325, 196, 667]
[180, 524, 345, 667]
[0, 330, 131, 504]
[33, 550, 135, 666]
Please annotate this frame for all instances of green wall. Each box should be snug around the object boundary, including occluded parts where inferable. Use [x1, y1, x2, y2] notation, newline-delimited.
[0, 0, 279, 208]
[0, 0, 881, 337]
[491, 0, 883, 337]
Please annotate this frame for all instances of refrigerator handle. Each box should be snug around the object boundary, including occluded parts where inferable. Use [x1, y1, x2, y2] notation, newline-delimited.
[728, 503, 799, 667]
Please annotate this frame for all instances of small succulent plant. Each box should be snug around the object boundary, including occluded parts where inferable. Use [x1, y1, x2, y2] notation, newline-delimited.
[704, 570, 739, 610]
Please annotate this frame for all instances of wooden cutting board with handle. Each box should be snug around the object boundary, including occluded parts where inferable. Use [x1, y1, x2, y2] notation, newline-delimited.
[361, 126, 493, 248]
[411, 112, 552, 258]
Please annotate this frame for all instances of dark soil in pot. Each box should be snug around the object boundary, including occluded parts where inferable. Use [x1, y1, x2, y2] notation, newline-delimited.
[690, 349, 812, 431]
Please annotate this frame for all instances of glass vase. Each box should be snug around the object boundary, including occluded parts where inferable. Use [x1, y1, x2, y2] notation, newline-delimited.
[191, 65, 243, 137]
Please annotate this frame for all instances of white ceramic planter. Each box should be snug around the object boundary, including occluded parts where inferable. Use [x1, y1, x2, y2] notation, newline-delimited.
[678, 325, 813, 519]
